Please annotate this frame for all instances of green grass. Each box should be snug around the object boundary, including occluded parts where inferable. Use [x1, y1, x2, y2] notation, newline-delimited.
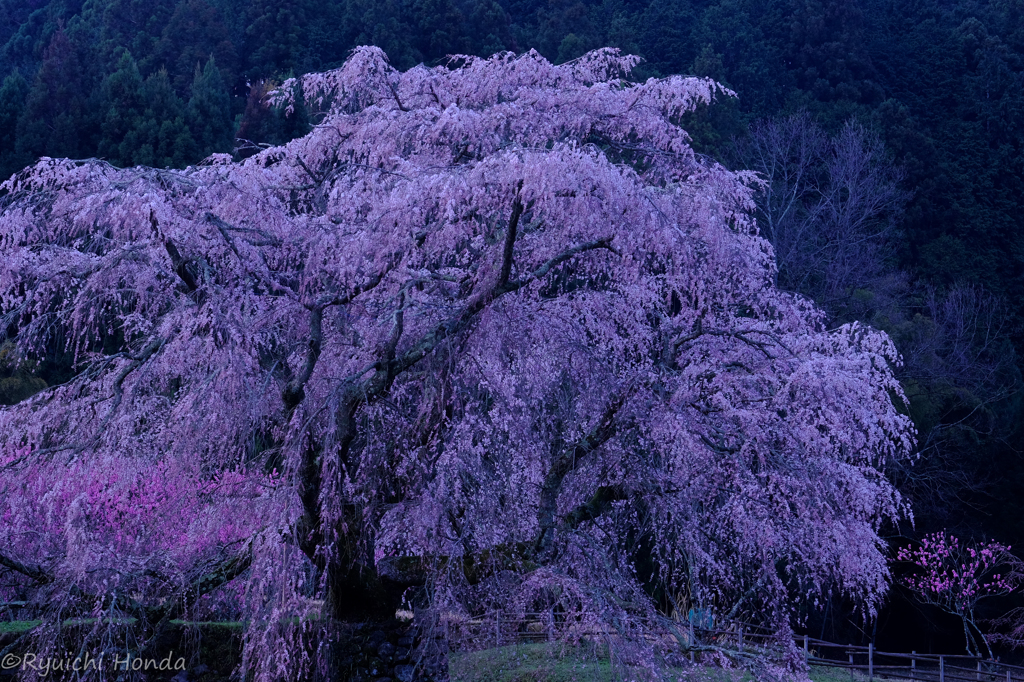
[167, 620, 245, 629]
[450, 642, 641, 682]
[0, 619, 245, 634]
[450, 645, 891, 682]
[808, 665, 897, 682]
[449, 643, 761, 682]
[0, 620, 41, 634]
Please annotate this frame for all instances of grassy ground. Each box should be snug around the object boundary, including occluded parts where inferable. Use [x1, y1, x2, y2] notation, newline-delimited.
[0, 619, 244, 634]
[808, 666, 890, 682]
[449, 643, 886, 682]
[0, 620, 41, 634]
[449, 643, 755, 682]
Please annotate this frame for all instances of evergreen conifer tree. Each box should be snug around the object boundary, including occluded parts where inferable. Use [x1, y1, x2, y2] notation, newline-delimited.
[16, 28, 95, 160]
[0, 71, 30, 179]
[187, 56, 235, 158]
[97, 49, 147, 166]
[127, 68, 196, 167]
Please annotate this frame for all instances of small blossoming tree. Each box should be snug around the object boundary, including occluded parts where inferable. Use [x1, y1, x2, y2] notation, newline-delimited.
[897, 532, 1023, 657]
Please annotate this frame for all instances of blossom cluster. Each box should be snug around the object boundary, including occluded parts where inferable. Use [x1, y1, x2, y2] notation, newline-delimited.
[0, 446, 273, 601]
[897, 532, 1019, 615]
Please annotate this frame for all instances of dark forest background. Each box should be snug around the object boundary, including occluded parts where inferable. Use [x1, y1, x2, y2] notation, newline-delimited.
[2, 0, 1024, 656]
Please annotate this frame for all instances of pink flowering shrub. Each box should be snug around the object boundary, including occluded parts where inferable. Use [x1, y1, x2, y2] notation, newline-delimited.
[0, 445, 272, 606]
[897, 531, 1023, 656]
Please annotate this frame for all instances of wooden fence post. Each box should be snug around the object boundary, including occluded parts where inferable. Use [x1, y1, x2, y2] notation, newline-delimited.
[978, 659, 981, 681]
[495, 610, 500, 646]
[804, 635, 809, 663]
[911, 651, 916, 679]
[738, 626, 743, 652]
[940, 655, 945, 682]
[849, 648, 854, 682]
[869, 642, 874, 682]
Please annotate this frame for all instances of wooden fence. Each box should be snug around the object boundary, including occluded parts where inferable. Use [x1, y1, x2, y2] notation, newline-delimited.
[797, 636, 1024, 682]
[441, 609, 1024, 682]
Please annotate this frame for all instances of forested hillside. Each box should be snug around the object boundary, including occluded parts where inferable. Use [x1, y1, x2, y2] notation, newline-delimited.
[1, 0, 1023, 653]
[2, 0, 1021, 301]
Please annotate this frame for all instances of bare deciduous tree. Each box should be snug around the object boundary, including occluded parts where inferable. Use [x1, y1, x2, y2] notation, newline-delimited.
[736, 112, 908, 324]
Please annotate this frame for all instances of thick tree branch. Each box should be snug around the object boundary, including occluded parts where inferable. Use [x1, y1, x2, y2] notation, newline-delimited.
[551, 390, 628, 486]
[118, 547, 254, 628]
[82, 337, 164, 450]
[674, 321, 791, 360]
[151, 211, 203, 299]
[389, 83, 409, 112]
[27, 337, 165, 458]
[391, 236, 617, 378]
[0, 550, 52, 584]
[296, 157, 325, 185]
[176, 547, 253, 615]
[498, 189, 524, 287]
[535, 389, 631, 557]
[561, 485, 628, 528]
[163, 238, 199, 293]
[315, 265, 393, 309]
[382, 291, 405, 361]
[207, 213, 298, 300]
[283, 307, 323, 410]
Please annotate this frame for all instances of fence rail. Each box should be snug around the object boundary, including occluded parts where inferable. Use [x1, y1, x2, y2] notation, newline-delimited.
[798, 636, 1024, 682]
